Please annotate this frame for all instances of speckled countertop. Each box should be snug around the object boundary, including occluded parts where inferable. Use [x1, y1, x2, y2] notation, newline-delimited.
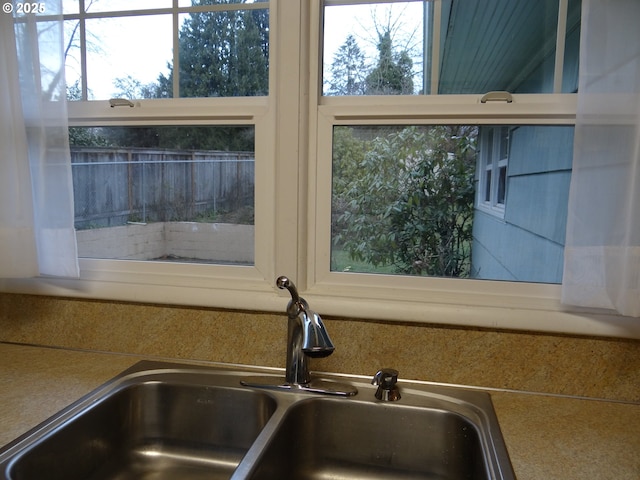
[1, 342, 639, 479]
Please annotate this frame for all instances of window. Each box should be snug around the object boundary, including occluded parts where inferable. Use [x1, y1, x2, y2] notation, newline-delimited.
[307, 0, 583, 325]
[14, 0, 630, 337]
[478, 126, 509, 218]
[318, 0, 579, 286]
[63, 0, 269, 267]
[328, 122, 572, 284]
[70, 125, 255, 264]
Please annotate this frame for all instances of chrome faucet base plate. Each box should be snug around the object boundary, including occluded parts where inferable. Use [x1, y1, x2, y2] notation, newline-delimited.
[240, 376, 358, 397]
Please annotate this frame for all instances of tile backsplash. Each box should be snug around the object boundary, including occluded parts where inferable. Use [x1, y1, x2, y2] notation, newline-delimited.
[1, 293, 638, 403]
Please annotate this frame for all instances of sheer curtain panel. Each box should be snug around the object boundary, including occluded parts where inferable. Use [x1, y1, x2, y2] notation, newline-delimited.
[0, 1, 79, 278]
[562, 0, 640, 317]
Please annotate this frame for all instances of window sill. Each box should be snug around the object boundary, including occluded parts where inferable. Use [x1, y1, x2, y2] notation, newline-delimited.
[476, 202, 506, 219]
[1, 264, 639, 340]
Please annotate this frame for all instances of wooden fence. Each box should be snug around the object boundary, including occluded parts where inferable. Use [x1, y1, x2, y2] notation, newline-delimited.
[71, 147, 254, 229]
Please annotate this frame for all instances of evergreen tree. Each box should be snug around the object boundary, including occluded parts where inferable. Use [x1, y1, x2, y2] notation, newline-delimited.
[157, 0, 268, 98]
[327, 34, 368, 95]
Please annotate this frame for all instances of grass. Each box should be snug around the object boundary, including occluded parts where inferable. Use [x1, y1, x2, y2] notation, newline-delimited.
[330, 248, 397, 274]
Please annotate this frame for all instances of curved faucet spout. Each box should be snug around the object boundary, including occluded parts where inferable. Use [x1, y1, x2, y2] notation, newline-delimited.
[301, 309, 334, 357]
[276, 276, 300, 305]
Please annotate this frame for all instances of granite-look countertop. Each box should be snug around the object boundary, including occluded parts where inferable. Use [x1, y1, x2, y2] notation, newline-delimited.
[1, 343, 639, 479]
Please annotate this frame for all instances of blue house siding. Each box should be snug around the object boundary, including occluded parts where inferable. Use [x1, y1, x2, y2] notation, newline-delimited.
[472, 211, 566, 283]
[507, 171, 571, 246]
[467, 0, 580, 284]
[471, 126, 573, 283]
[508, 126, 574, 175]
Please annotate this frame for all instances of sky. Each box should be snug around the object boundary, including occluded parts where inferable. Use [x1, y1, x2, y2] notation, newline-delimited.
[64, 1, 425, 99]
[64, 12, 174, 98]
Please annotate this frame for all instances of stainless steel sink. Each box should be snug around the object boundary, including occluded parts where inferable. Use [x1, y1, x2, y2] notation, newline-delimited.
[245, 398, 487, 480]
[3, 370, 277, 480]
[0, 361, 515, 480]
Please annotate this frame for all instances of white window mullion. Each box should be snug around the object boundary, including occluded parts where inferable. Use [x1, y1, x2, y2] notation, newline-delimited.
[172, 0, 180, 98]
[271, 0, 306, 286]
[554, 0, 569, 93]
[78, 0, 88, 100]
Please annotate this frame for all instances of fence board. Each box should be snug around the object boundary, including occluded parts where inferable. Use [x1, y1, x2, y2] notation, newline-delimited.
[71, 147, 254, 229]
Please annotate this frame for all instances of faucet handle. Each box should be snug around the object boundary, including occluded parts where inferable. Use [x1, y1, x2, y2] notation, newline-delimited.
[372, 368, 401, 401]
[372, 368, 399, 387]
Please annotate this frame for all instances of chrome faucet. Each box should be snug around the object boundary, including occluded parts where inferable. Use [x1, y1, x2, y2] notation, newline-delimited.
[240, 276, 357, 396]
[276, 276, 334, 385]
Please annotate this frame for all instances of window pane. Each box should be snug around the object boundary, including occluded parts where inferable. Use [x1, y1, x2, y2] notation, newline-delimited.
[177, 8, 269, 97]
[14, 20, 62, 93]
[84, 0, 172, 13]
[63, 1, 172, 13]
[439, 0, 557, 94]
[486, 130, 493, 165]
[64, 20, 81, 97]
[562, 0, 582, 93]
[499, 127, 509, 160]
[497, 166, 507, 205]
[323, 1, 423, 95]
[70, 126, 255, 265]
[81, 15, 172, 100]
[323, 0, 581, 96]
[331, 125, 573, 283]
[62, 1, 78, 14]
[484, 174, 492, 203]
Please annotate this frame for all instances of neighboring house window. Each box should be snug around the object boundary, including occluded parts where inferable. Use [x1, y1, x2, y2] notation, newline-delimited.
[477, 126, 509, 218]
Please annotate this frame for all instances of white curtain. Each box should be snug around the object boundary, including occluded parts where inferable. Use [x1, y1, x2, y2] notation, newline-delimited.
[0, 0, 79, 278]
[562, 0, 640, 317]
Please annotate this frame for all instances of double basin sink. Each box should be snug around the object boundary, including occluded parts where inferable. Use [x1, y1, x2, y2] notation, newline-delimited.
[0, 361, 515, 479]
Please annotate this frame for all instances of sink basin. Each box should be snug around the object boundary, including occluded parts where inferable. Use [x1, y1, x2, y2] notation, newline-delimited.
[247, 398, 486, 480]
[3, 371, 276, 480]
[0, 361, 514, 480]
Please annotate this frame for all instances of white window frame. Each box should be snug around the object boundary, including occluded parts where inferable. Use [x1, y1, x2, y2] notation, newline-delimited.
[2, 0, 639, 339]
[302, 1, 638, 339]
[66, 96, 281, 311]
[477, 126, 509, 218]
[2, 0, 293, 312]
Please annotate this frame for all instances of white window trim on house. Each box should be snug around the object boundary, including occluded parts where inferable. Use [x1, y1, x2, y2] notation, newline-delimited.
[2, 1, 640, 339]
[477, 126, 509, 219]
